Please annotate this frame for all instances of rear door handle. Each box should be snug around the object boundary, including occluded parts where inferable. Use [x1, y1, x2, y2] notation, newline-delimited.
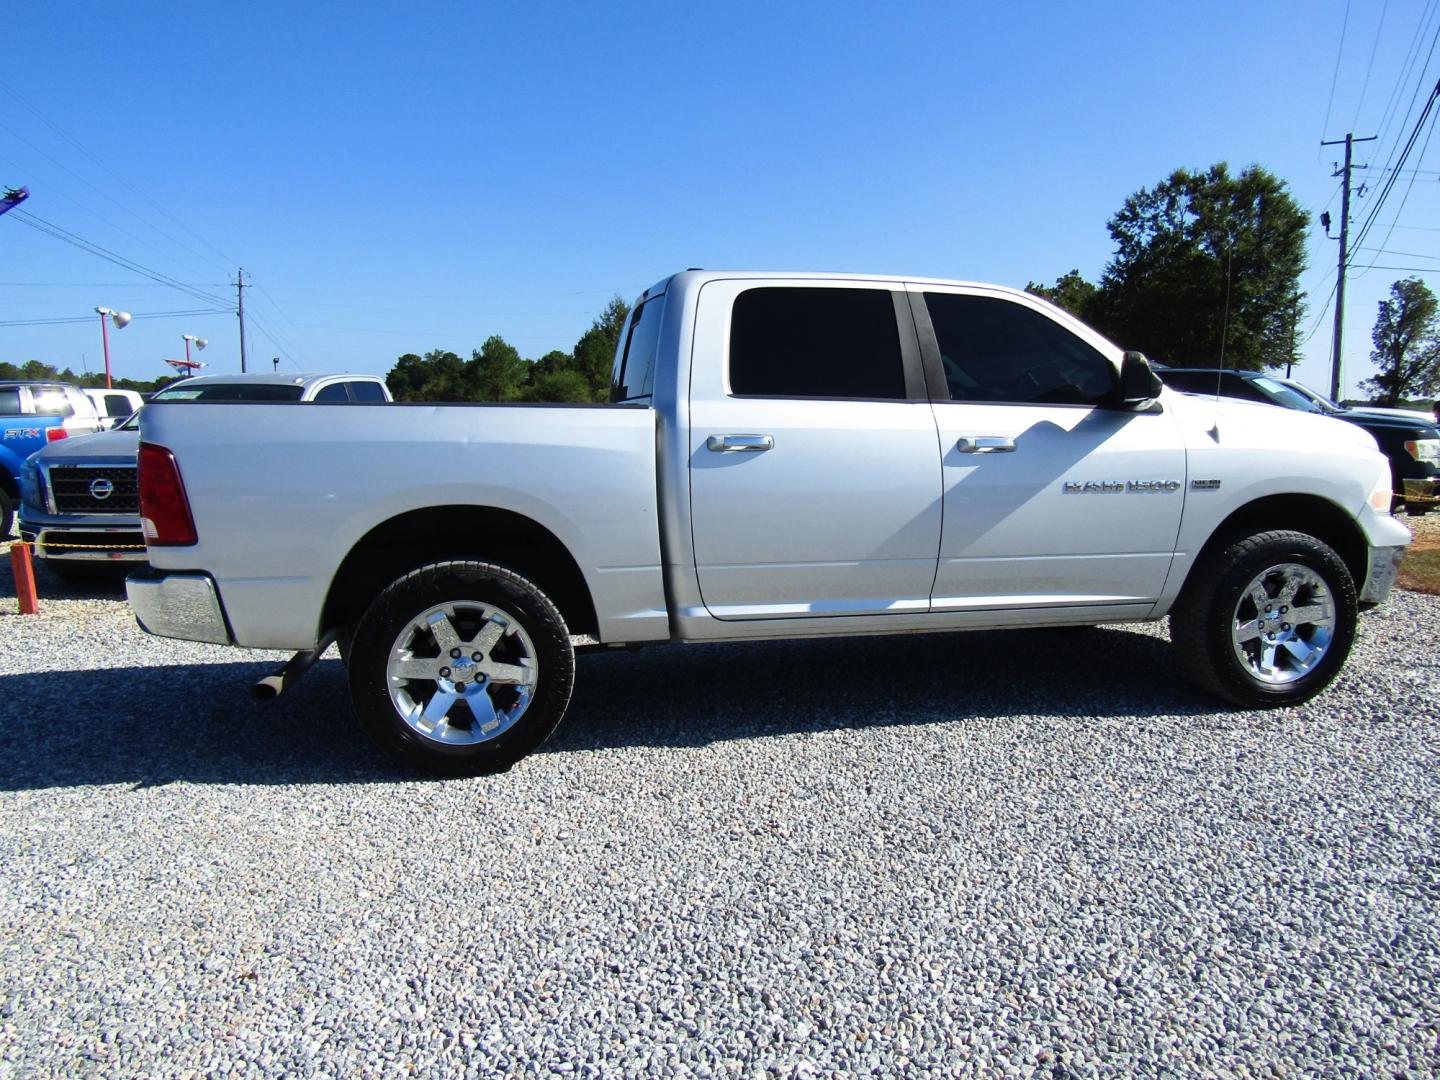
[707, 434, 774, 453]
[957, 436, 1015, 454]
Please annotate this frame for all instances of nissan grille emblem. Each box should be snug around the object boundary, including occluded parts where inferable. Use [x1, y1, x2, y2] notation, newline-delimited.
[89, 477, 115, 501]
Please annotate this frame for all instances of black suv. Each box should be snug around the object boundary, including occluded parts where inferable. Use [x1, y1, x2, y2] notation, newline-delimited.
[1157, 367, 1440, 516]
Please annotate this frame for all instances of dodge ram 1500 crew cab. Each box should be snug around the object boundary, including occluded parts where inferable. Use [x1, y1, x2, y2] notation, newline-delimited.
[127, 271, 1411, 774]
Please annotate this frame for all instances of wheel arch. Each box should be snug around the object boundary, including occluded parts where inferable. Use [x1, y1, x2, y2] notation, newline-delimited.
[1180, 494, 1369, 600]
[321, 505, 599, 641]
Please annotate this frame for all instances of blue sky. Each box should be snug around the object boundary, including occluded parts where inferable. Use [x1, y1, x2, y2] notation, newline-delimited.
[3, 1, 1437, 398]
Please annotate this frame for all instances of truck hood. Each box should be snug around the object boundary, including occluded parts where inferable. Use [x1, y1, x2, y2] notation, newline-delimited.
[1165, 389, 1381, 455]
[31, 426, 139, 464]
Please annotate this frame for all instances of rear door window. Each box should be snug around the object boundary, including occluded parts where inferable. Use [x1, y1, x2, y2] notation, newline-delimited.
[0, 387, 20, 415]
[311, 383, 350, 403]
[923, 293, 1115, 405]
[102, 393, 133, 417]
[728, 287, 906, 399]
[348, 380, 388, 402]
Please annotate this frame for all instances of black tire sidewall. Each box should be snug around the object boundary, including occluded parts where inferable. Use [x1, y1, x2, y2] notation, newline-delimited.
[1199, 532, 1357, 706]
[0, 487, 12, 541]
[348, 562, 575, 775]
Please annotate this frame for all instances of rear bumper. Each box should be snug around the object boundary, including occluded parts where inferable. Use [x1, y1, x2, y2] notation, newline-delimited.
[125, 570, 233, 645]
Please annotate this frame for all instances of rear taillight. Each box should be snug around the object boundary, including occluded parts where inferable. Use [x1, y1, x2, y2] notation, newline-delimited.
[138, 442, 197, 546]
[45, 427, 68, 442]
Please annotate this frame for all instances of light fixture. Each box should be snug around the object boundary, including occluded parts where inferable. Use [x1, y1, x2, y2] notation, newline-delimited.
[182, 334, 208, 367]
[93, 306, 132, 388]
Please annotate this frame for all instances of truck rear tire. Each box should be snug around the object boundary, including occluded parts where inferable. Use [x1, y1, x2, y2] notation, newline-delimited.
[0, 487, 12, 540]
[1169, 530, 1357, 708]
[348, 561, 575, 775]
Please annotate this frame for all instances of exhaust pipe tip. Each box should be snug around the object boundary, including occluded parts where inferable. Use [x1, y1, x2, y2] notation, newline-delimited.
[251, 674, 284, 701]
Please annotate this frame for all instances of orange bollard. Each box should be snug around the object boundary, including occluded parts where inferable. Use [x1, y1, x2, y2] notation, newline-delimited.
[10, 542, 38, 615]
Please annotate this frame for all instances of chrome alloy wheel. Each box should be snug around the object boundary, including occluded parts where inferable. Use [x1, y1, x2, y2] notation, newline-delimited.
[1230, 562, 1337, 686]
[386, 601, 539, 745]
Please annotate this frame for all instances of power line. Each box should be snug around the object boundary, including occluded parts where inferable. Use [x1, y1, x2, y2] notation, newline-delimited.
[0, 282, 229, 288]
[1321, 0, 1353, 153]
[1351, 80, 1440, 267]
[1365, 0, 1434, 154]
[1346, 262, 1440, 272]
[0, 76, 238, 274]
[1351, 0, 1391, 131]
[1357, 246, 1440, 259]
[0, 308, 230, 327]
[10, 209, 234, 309]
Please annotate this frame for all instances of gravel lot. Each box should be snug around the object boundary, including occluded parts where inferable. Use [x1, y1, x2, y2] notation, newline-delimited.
[0, 557, 1437, 1077]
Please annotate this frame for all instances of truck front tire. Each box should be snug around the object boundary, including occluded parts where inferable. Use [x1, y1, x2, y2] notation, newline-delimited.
[1169, 530, 1358, 708]
[348, 561, 575, 775]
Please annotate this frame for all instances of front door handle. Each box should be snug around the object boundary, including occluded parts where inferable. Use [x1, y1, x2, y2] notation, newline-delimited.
[957, 436, 1016, 454]
[707, 434, 774, 453]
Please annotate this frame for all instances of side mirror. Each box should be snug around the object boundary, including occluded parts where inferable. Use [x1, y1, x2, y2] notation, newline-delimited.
[1113, 350, 1164, 408]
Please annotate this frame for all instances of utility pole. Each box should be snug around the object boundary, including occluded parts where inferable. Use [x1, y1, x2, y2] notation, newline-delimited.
[234, 268, 249, 373]
[1320, 133, 1376, 402]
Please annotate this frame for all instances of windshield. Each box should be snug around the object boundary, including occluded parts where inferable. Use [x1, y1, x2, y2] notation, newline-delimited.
[1252, 377, 1327, 413]
[152, 383, 305, 403]
[1280, 380, 1343, 413]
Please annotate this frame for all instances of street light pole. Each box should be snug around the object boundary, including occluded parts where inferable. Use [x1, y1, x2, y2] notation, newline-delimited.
[93, 307, 132, 389]
[182, 334, 208, 367]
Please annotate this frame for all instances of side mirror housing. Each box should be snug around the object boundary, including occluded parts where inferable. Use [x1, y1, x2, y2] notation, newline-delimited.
[1112, 350, 1164, 409]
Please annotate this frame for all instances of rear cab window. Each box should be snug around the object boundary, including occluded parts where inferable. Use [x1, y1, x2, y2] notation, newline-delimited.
[612, 294, 666, 403]
[349, 380, 388, 402]
[0, 387, 21, 416]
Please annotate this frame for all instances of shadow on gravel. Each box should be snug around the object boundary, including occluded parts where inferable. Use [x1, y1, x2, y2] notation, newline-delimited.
[0, 624, 1217, 790]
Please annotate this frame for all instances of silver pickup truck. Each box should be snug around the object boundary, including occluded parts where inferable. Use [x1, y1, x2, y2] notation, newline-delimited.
[128, 271, 1411, 774]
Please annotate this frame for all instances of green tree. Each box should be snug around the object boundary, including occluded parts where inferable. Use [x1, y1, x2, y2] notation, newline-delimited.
[1089, 163, 1307, 370]
[469, 335, 528, 402]
[572, 295, 630, 399]
[525, 368, 594, 403]
[1025, 270, 1098, 319]
[385, 349, 469, 402]
[1360, 278, 1440, 406]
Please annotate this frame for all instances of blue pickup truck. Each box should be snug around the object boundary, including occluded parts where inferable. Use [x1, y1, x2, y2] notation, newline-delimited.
[0, 382, 104, 538]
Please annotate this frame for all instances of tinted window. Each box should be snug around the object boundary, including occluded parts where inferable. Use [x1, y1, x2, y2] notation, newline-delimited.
[349, 380, 388, 402]
[0, 388, 20, 416]
[30, 387, 74, 416]
[924, 294, 1115, 405]
[611, 296, 664, 403]
[1252, 377, 1323, 412]
[311, 383, 350, 403]
[729, 287, 905, 399]
[153, 383, 305, 402]
[1161, 371, 1273, 405]
[102, 393, 133, 417]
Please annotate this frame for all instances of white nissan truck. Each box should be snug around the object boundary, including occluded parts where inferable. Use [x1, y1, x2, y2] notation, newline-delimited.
[126, 271, 1411, 774]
